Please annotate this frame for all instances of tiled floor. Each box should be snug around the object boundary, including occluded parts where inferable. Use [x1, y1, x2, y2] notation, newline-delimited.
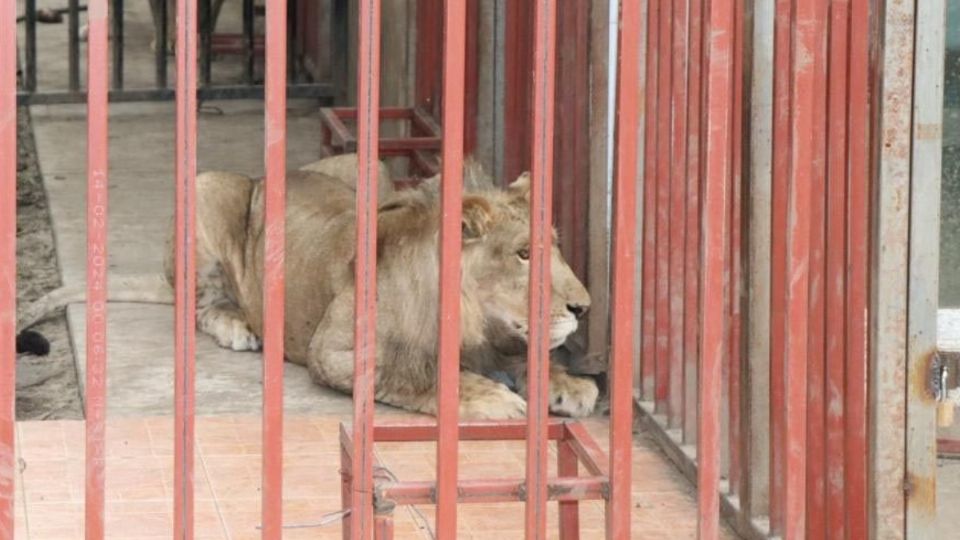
[11, 415, 739, 539]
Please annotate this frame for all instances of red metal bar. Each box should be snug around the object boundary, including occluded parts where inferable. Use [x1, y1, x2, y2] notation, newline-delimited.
[824, 2, 851, 537]
[699, 0, 734, 536]
[503, 0, 533, 182]
[173, 0, 199, 536]
[340, 433, 353, 540]
[668, 0, 688, 429]
[805, 0, 829, 535]
[85, 0, 111, 537]
[640, 0, 659, 402]
[558, 440, 580, 539]
[608, 2, 641, 538]
[782, 1, 826, 536]
[769, 0, 792, 531]
[352, 0, 381, 538]
[654, 0, 673, 411]
[564, 422, 610, 477]
[261, 0, 288, 535]
[682, 0, 703, 444]
[435, 0, 467, 537]
[845, 0, 870, 536]
[415, 0, 442, 115]
[727, 0, 744, 495]
[525, 1, 557, 537]
[0, 0, 15, 534]
[383, 477, 607, 506]
[374, 419, 566, 442]
[374, 515, 393, 539]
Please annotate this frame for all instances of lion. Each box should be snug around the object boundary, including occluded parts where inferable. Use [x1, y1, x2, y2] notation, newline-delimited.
[17, 154, 598, 419]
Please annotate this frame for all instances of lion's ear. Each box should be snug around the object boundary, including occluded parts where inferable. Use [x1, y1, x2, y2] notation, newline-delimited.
[507, 171, 531, 202]
[462, 195, 494, 239]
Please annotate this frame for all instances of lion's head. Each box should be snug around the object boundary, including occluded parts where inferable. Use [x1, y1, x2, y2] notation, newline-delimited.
[378, 165, 590, 357]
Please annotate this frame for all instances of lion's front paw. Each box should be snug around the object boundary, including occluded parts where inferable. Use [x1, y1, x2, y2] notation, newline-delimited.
[549, 372, 599, 418]
[212, 319, 262, 352]
[460, 384, 528, 420]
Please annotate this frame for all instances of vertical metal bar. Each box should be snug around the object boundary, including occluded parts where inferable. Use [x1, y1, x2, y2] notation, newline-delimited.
[435, 0, 467, 537]
[111, 0, 124, 89]
[781, 0, 826, 536]
[261, 0, 288, 535]
[374, 515, 394, 539]
[668, 0, 688, 430]
[558, 440, 579, 539]
[607, 0, 640, 537]
[824, 1, 851, 537]
[744, 0, 773, 518]
[871, 0, 914, 535]
[727, 0, 745, 496]
[682, 0, 703, 445]
[85, 0, 110, 537]
[352, 0, 380, 537]
[804, 1, 828, 534]
[332, 0, 349, 103]
[699, 0, 734, 536]
[844, 0, 869, 536]
[154, 0, 168, 88]
[525, 1, 556, 537]
[641, 0, 659, 403]
[340, 441, 353, 540]
[243, 0, 255, 84]
[173, 0, 199, 535]
[906, 0, 946, 537]
[25, 0, 37, 92]
[69, 0, 81, 91]
[0, 0, 16, 534]
[654, 0, 673, 412]
[200, 0, 212, 86]
[768, 0, 791, 531]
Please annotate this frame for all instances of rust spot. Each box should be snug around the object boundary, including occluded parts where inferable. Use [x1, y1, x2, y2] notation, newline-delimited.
[909, 348, 939, 404]
[904, 472, 936, 512]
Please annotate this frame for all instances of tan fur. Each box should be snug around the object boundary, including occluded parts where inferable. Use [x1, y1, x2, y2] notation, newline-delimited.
[171, 153, 596, 418]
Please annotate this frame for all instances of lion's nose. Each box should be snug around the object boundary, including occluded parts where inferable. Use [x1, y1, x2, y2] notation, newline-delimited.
[567, 303, 588, 320]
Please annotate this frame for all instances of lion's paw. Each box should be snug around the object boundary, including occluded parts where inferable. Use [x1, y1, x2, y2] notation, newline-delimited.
[212, 318, 262, 352]
[548, 372, 599, 418]
[460, 385, 528, 420]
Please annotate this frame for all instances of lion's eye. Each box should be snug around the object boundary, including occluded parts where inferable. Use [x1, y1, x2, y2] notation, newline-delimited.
[517, 248, 530, 261]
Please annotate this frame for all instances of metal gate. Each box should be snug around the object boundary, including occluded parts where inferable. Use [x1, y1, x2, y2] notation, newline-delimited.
[1, 0, 952, 539]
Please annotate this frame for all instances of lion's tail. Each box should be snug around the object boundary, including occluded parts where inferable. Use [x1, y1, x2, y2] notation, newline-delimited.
[16, 274, 174, 355]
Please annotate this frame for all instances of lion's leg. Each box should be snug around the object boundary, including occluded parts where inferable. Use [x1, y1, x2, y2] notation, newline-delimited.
[409, 371, 528, 420]
[511, 364, 599, 418]
[164, 171, 261, 352]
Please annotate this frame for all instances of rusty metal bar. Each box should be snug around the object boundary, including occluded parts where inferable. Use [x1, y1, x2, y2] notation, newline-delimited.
[351, 0, 381, 537]
[668, 0, 688, 430]
[654, 0, 673, 412]
[727, 0, 745, 497]
[435, 0, 467, 537]
[525, 1, 557, 537]
[804, 2, 828, 533]
[699, 0, 734, 535]
[260, 0, 288, 535]
[682, 0, 703, 446]
[84, 1, 111, 537]
[558, 440, 580, 539]
[640, 0, 659, 403]
[844, 0, 870, 536]
[0, 0, 15, 534]
[383, 477, 607, 506]
[871, 0, 914, 535]
[173, 0, 199, 535]
[906, 0, 946, 537]
[373, 420, 566, 442]
[607, 0, 641, 538]
[824, 0, 851, 536]
[768, 0, 791, 531]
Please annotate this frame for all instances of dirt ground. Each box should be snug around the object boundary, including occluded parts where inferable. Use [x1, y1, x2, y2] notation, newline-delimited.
[15, 106, 83, 420]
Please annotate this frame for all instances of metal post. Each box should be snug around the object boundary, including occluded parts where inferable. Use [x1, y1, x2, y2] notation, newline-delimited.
[173, 0, 199, 535]
[85, 0, 111, 537]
